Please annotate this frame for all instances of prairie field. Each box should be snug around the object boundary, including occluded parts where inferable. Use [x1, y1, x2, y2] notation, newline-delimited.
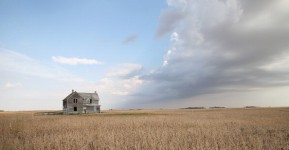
[0, 108, 289, 150]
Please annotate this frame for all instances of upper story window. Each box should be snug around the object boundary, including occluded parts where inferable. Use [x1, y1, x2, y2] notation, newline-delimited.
[73, 98, 78, 103]
[90, 99, 92, 104]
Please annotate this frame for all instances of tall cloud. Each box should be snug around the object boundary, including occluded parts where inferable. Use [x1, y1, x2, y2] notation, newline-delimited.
[129, 0, 289, 105]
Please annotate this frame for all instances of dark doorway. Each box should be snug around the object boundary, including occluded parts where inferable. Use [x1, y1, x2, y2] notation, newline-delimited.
[74, 107, 77, 111]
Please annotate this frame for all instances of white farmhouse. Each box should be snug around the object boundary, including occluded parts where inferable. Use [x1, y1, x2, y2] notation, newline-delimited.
[63, 90, 100, 114]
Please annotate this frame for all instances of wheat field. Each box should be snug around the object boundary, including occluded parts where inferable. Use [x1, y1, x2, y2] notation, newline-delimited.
[0, 108, 289, 150]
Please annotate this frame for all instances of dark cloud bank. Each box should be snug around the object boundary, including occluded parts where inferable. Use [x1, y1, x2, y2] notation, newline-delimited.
[125, 0, 289, 107]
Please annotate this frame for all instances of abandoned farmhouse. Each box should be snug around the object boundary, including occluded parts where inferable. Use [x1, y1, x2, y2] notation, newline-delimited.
[63, 90, 100, 114]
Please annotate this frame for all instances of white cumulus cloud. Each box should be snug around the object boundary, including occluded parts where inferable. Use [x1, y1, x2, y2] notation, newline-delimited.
[97, 63, 143, 96]
[106, 63, 143, 78]
[52, 56, 103, 65]
[0, 49, 84, 82]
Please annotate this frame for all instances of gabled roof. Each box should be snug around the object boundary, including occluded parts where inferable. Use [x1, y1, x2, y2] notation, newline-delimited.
[63, 92, 74, 101]
[78, 92, 99, 100]
[63, 91, 99, 101]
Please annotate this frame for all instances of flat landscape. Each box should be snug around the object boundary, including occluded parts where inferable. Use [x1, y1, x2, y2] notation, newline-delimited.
[1, 107, 289, 150]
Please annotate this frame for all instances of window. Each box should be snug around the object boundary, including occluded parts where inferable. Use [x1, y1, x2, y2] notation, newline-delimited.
[74, 107, 77, 111]
[63, 101, 67, 108]
[90, 99, 92, 104]
[73, 98, 78, 103]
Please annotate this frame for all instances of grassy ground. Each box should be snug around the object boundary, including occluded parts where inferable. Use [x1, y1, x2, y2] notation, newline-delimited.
[0, 108, 289, 150]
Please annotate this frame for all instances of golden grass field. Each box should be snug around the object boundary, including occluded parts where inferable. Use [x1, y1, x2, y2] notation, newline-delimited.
[0, 108, 289, 150]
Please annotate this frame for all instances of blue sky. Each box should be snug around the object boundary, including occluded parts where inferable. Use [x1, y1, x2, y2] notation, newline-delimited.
[0, 0, 167, 66]
[1, 0, 289, 110]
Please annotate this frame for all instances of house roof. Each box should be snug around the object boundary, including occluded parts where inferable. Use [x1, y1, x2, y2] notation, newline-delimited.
[63, 91, 99, 101]
[63, 92, 74, 101]
[78, 92, 99, 100]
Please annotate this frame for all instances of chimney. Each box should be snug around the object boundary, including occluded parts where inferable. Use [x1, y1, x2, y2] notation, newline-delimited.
[72, 89, 74, 93]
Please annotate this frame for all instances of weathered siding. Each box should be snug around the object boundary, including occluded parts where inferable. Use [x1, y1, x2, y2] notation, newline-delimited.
[86, 106, 95, 113]
[68, 95, 83, 114]
[63, 91, 100, 115]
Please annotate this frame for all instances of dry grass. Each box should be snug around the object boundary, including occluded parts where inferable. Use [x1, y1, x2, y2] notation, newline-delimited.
[0, 108, 289, 150]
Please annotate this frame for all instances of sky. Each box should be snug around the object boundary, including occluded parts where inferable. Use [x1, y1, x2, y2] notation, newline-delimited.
[1, 0, 289, 111]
